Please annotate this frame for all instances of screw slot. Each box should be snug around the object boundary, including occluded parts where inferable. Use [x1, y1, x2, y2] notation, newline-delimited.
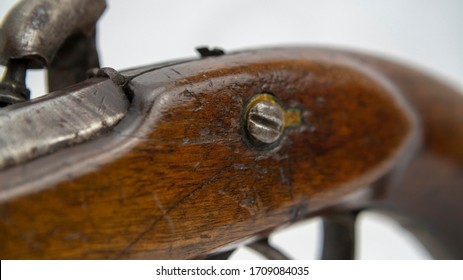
[243, 93, 287, 147]
[243, 93, 302, 148]
[246, 96, 285, 145]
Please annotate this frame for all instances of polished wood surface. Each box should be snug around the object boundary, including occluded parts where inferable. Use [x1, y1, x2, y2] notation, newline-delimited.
[0, 47, 461, 259]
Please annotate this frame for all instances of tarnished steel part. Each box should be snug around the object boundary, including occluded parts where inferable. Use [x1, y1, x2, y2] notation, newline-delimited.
[46, 29, 101, 91]
[244, 93, 301, 146]
[0, 77, 129, 169]
[247, 99, 285, 144]
[0, 59, 30, 106]
[0, 0, 106, 68]
[247, 238, 291, 260]
[321, 213, 358, 260]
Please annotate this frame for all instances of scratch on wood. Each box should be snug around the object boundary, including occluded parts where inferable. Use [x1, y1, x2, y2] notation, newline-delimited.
[153, 192, 176, 236]
[278, 166, 289, 185]
[115, 167, 227, 258]
[279, 165, 293, 199]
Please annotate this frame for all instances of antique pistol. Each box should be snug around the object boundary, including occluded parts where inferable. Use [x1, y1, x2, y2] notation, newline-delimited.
[0, 0, 462, 259]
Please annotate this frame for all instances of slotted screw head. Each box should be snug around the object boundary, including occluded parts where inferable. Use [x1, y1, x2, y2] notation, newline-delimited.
[246, 96, 285, 144]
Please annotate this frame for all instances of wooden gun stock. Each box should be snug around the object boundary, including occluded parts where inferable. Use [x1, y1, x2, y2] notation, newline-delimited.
[0, 47, 462, 259]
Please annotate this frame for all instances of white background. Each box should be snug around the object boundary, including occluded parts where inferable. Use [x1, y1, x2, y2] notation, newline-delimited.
[1, 0, 462, 260]
[2, 260, 462, 280]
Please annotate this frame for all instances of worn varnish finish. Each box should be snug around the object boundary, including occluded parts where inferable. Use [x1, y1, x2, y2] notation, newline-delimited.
[0, 48, 461, 259]
[343, 51, 463, 259]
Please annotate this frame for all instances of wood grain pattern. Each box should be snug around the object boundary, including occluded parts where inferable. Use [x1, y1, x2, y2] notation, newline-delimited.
[342, 51, 463, 259]
[0, 47, 461, 259]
